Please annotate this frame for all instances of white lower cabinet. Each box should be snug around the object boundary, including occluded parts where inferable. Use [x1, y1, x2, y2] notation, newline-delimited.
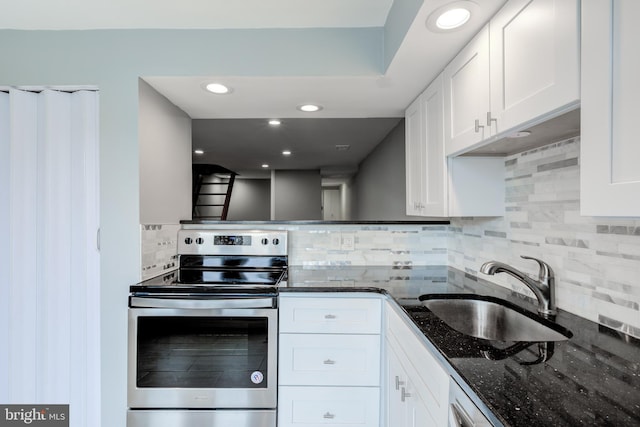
[278, 294, 382, 427]
[278, 386, 380, 427]
[278, 295, 452, 427]
[387, 344, 439, 427]
[384, 303, 449, 427]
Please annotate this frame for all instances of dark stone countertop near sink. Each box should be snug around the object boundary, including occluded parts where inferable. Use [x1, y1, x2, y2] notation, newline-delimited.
[286, 265, 640, 427]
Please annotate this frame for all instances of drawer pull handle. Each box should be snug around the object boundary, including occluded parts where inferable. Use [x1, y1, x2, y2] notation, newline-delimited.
[474, 119, 484, 133]
[323, 359, 336, 365]
[486, 111, 498, 127]
[401, 387, 412, 402]
[395, 375, 405, 390]
[324, 314, 337, 319]
[323, 412, 335, 419]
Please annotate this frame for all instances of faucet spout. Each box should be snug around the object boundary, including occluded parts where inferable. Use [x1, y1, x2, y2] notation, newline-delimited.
[480, 256, 556, 318]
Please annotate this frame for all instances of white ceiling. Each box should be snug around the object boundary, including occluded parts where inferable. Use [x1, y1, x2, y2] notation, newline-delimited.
[3, 0, 507, 173]
[0, 0, 394, 30]
[192, 117, 403, 177]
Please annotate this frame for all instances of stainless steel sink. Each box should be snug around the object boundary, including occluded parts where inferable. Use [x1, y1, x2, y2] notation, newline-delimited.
[419, 294, 572, 342]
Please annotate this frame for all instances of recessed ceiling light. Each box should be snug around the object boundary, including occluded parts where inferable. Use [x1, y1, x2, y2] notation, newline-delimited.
[298, 104, 323, 112]
[269, 119, 281, 126]
[426, 1, 477, 33]
[282, 150, 292, 156]
[205, 83, 231, 94]
[436, 8, 470, 29]
[261, 164, 269, 168]
[194, 149, 204, 155]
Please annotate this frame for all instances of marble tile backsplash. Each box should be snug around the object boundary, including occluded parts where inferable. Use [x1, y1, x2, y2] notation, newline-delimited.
[287, 224, 448, 267]
[140, 224, 180, 280]
[449, 137, 640, 338]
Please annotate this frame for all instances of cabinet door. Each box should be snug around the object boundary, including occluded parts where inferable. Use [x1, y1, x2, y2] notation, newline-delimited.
[489, 0, 579, 134]
[405, 95, 426, 216]
[386, 342, 409, 427]
[386, 304, 449, 426]
[422, 74, 448, 217]
[405, 75, 448, 217]
[444, 25, 490, 156]
[386, 341, 439, 427]
[581, 0, 640, 216]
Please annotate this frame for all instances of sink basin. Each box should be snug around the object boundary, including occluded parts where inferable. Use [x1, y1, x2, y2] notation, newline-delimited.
[418, 294, 572, 342]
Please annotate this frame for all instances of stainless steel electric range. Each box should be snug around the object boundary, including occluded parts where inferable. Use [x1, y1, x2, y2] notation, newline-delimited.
[127, 229, 287, 427]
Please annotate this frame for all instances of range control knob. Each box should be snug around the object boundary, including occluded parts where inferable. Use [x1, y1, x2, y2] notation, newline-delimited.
[272, 238, 280, 245]
[261, 238, 269, 245]
[184, 237, 193, 245]
[195, 237, 204, 245]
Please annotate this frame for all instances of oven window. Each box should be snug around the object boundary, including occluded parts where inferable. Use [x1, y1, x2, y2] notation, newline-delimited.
[136, 316, 269, 389]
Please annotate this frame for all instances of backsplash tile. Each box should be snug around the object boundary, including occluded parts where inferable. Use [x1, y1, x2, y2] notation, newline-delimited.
[288, 225, 448, 266]
[140, 224, 180, 280]
[449, 137, 640, 338]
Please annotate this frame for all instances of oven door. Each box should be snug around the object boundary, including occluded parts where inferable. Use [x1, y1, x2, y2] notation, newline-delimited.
[128, 299, 277, 409]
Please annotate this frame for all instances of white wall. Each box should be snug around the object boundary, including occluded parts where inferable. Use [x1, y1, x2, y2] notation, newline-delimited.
[353, 120, 415, 220]
[272, 170, 322, 220]
[139, 79, 192, 224]
[227, 178, 271, 221]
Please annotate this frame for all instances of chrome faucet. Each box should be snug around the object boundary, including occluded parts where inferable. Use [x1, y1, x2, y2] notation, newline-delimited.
[480, 256, 556, 318]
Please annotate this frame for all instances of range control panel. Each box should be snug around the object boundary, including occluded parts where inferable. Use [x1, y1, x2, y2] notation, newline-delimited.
[178, 229, 288, 256]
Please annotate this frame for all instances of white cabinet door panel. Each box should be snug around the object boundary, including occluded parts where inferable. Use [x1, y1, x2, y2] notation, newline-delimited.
[405, 95, 426, 216]
[423, 75, 448, 217]
[444, 26, 490, 156]
[490, 0, 579, 133]
[386, 304, 449, 426]
[279, 386, 380, 427]
[581, 0, 640, 215]
[279, 334, 381, 386]
[405, 74, 448, 217]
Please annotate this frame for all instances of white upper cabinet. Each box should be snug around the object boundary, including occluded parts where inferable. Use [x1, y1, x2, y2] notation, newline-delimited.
[581, 0, 640, 216]
[444, 0, 579, 156]
[405, 75, 448, 217]
[489, 0, 580, 134]
[406, 74, 504, 218]
[443, 26, 491, 156]
[405, 95, 427, 216]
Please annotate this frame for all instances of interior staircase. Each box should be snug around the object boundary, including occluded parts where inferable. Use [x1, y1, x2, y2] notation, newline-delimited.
[192, 164, 237, 220]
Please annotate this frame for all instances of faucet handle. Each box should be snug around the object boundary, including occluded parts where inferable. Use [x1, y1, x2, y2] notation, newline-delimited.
[520, 256, 554, 281]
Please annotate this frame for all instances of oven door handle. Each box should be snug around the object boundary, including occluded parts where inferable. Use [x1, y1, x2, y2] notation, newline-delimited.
[129, 296, 275, 309]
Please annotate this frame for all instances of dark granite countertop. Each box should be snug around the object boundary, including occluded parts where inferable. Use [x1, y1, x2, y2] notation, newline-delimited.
[286, 266, 640, 427]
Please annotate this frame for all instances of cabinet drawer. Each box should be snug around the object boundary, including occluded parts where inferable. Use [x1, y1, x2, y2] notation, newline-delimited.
[279, 333, 380, 386]
[279, 296, 381, 334]
[278, 386, 380, 427]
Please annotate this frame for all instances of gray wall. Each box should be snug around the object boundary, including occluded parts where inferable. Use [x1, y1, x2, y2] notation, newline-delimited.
[273, 170, 322, 220]
[353, 120, 415, 220]
[139, 80, 192, 223]
[227, 178, 271, 221]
